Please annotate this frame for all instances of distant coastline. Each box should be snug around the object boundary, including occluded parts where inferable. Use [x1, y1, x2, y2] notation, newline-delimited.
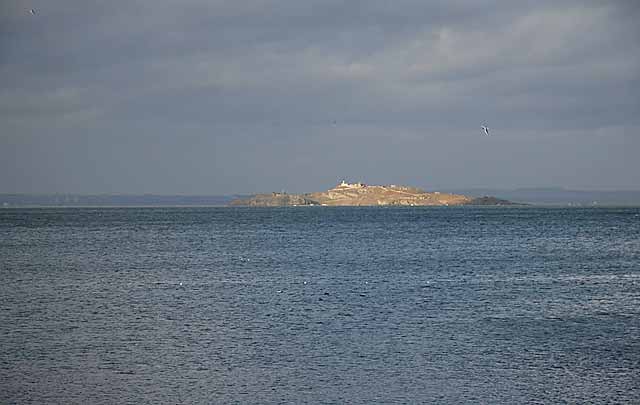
[2, 187, 640, 207]
[0, 194, 242, 208]
[442, 188, 640, 206]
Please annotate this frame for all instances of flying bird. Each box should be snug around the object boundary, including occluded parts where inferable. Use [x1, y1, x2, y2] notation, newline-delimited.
[481, 125, 489, 136]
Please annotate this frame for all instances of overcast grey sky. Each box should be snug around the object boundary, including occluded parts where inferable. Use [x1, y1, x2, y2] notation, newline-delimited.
[1, 1, 639, 194]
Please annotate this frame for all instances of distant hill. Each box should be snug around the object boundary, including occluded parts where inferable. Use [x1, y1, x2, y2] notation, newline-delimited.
[0, 194, 246, 207]
[230, 182, 519, 207]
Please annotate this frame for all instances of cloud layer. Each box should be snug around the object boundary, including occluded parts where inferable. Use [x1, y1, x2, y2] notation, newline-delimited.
[1, 1, 639, 193]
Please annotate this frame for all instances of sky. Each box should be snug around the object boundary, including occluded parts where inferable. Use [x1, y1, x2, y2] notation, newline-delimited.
[1, 1, 639, 195]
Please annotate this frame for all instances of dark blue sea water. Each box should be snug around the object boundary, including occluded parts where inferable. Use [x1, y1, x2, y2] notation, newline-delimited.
[1, 207, 639, 404]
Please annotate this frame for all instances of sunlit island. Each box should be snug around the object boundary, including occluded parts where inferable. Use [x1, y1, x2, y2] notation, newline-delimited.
[229, 181, 518, 207]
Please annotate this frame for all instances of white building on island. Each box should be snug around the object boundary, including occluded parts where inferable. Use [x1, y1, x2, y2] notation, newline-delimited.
[338, 180, 366, 189]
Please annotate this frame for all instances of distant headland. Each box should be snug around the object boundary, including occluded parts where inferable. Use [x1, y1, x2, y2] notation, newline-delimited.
[229, 181, 518, 207]
[3, 186, 639, 207]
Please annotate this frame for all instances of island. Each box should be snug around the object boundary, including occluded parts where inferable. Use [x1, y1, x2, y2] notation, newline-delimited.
[229, 181, 520, 207]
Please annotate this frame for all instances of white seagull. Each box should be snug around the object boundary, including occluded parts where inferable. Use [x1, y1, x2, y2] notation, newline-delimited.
[481, 125, 489, 136]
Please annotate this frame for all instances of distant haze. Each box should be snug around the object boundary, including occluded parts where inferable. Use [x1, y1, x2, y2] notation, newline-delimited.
[1, 1, 639, 194]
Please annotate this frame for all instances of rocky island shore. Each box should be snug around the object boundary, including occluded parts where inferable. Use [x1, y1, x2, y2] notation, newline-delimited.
[229, 181, 518, 207]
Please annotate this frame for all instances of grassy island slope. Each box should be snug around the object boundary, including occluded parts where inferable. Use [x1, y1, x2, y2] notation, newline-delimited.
[230, 182, 520, 207]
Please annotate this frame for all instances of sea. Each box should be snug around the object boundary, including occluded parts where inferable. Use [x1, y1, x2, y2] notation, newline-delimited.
[1, 206, 639, 404]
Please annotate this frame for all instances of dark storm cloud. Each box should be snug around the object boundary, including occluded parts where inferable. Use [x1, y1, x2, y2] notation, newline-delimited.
[1, 1, 639, 193]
